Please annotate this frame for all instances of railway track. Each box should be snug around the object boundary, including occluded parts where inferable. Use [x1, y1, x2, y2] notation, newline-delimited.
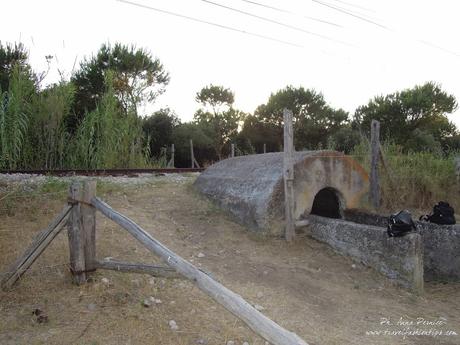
[0, 168, 205, 177]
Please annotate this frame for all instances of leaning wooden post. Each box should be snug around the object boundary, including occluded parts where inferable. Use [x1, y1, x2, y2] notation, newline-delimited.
[370, 120, 380, 210]
[231, 143, 235, 158]
[82, 180, 96, 273]
[67, 182, 86, 284]
[283, 109, 295, 242]
[91, 197, 309, 345]
[1, 205, 71, 290]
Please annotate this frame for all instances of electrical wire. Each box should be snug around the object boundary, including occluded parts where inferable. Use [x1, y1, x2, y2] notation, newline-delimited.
[200, 0, 353, 46]
[312, 0, 460, 58]
[116, 0, 303, 48]
[238, 0, 344, 28]
[328, 0, 375, 13]
[311, 0, 388, 29]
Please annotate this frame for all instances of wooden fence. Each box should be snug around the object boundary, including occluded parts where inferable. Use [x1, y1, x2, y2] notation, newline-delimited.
[1, 180, 308, 345]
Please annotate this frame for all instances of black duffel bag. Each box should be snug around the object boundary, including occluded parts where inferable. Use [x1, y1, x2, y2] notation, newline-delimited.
[420, 201, 456, 225]
[388, 210, 416, 237]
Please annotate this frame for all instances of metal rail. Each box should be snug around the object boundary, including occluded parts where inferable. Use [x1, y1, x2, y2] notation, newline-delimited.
[0, 168, 205, 176]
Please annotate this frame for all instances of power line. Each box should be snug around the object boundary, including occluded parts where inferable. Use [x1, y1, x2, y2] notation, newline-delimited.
[116, 0, 302, 48]
[312, 0, 460, 59]
[200, 0, 353, 46]
[311, 0, 388, 30]
[321, 0, 376, 20]
[328, 0, 375, 14]
[238, 0, 344, 28]
[418, 40, 460, 58]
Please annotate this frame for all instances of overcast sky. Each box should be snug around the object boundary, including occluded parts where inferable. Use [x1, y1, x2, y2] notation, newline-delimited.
[2, 0, 460, 125]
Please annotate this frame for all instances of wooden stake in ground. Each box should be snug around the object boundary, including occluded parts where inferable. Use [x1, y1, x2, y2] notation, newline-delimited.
[370, 120, 380, 210]
[263, 143, 267, 154]
[190, 139, 200, 168]
[231, 143, 235, 158]
[67, 182, 87, 284]
[81, 180, 96, 272]
[167, 144, 175, 168]
[91, 197, 308, 345]
[283, 109, 295, 242]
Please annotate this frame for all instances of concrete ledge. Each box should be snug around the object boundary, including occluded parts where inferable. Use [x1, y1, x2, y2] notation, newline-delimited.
[344, 209, 460, 282]
[306, 215, 424, 294]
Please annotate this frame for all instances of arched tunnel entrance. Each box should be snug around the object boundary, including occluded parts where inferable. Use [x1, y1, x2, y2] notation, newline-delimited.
[310, 187, 343, 219]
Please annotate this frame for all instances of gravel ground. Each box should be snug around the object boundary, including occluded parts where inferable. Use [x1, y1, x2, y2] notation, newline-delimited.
[0, 173, 199, 193]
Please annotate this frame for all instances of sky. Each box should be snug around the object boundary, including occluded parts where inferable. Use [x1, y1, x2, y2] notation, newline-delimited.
[1, 0, 460, 126]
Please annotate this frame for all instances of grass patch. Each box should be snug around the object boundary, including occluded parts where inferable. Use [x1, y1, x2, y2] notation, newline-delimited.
[352, 140, 460, 213]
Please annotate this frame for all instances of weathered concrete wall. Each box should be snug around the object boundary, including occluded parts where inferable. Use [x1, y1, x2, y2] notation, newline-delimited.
[194, 151, 369, 235]
[417, 222, 460, 281]
[344, 209, 460, 282]
[306, 215, 424, 293]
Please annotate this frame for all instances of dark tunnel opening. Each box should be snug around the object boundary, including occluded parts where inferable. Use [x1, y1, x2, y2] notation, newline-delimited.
[310, 187, 343, 219]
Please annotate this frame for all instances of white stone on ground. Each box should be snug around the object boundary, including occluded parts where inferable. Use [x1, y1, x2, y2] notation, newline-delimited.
[149, 296, 162, 304]
[169, 320, 179, 330]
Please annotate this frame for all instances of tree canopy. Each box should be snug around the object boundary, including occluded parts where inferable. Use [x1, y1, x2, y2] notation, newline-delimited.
[354, 82, 458, 147]
[142, 108, 180, 158]
[255, 86, 349, 150]
[1, 40, 460, 170]
[70, 43, 169, 129]
[0, 42, 35, 93]
[194, 85, 243, 159]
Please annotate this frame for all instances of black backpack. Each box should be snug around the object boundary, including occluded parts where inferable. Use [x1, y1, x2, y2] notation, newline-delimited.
[420, 201, 456, 225]
[388, 210, 416, 237]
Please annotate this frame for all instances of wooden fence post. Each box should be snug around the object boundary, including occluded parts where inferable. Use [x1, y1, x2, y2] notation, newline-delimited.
[168, 144, 175, 168]
[283, 109, 295, 242]
[370, 120, 380, 210]
[190, 139, 200, 168]
[67, 182, 86, 284]
[170, 144, 176, 168]
[82, 180, 96, 273]
[190, 139, 195, 168]
[231, 144, 235, 158]
[263, 143, 266, 154]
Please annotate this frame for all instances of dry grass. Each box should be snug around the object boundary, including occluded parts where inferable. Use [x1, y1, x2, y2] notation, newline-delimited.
[1, 176, 460, 345]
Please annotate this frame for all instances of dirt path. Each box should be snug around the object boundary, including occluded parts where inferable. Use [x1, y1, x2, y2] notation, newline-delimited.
[1, 175, 459, 345]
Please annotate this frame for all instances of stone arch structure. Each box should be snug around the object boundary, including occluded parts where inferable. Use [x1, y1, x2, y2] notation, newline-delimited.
[194, 151, 369, 236]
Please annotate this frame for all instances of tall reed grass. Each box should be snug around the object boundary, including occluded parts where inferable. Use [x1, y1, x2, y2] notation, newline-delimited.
[351, 138, 460, 213]
[70, 72, 149, 169]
